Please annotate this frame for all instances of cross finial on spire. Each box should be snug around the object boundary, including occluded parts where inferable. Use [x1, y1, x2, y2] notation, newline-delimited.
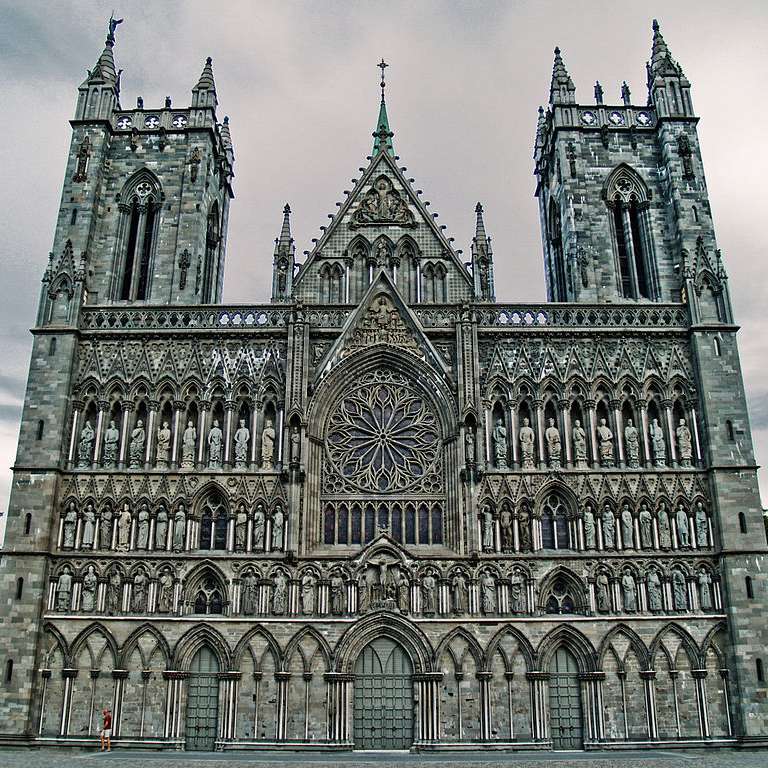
[378, 58, 388, 101]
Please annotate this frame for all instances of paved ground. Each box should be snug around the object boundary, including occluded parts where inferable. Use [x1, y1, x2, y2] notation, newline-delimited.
[1, 748, 768, 768]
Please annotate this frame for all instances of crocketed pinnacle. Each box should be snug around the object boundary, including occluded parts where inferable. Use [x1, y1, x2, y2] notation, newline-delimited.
[276, 204, 293, 251]
[88, 34, 118, 84]
[372, 94, 395, 156]
[194, 56, 217, 92]
[474, 202, 488, 244]
[219, 115, 232, 148]
[549, 46, 575, 104]
[650, 19, 682, 77]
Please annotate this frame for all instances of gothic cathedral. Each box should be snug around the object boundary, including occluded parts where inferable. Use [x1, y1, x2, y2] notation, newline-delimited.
[1, 18, 766, 752]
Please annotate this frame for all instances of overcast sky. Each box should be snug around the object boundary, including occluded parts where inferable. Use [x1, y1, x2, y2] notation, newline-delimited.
[1, 1, 766, 540]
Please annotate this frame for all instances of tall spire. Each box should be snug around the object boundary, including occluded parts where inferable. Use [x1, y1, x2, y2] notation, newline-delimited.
[76, 16, 121, 119]
[647, 19, 692, 116]
[278, 204, 293, 249]
[372, 59, 394, 156]
[549, 46, 576, 105]
[192, 56, 218, 110]
[471, 203, 495, 301]
[272, 204, 295, 302]
[87, 15, 122, 85]
[474, 202, 488, 243]
[650, 19, 683, 77]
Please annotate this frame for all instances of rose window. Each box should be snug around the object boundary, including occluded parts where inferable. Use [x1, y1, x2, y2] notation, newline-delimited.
[326, 370, 439, 493]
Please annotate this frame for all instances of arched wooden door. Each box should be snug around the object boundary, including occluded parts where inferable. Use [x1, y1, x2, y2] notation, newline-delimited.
[185, 645, 220, 751]
[548, 647, 584, 750]
[353, 638, 413, 749]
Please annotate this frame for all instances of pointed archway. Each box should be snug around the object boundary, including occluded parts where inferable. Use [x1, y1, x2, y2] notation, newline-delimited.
[185, 644, 220, 751]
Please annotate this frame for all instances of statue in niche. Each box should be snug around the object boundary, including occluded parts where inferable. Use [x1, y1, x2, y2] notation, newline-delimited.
[583, 504, 596, 550]
[677, 418, 693, 467]
[647, 570, 663, 612]
[155, 505, 169, 550]
[57, 569, 73, 611]
[672, 570, 687, 610]
[518, 510, 531, 552]
[624, 418, 640, 468]
[464, 428, 475, 465]
[300, 573, 315, 615]
[62, 501, 78, 549]
[396, 569, 410, 614]
[234, 419, 250, 469]
[271, 507, 284, 551]
[181, 420, 196, 468]
[272, 572, 288, 615]
[155, 421, 171, 467]
[330, 573, 345, 615]
[132, 571, 148, 613]
[620, 504, 634, 549]
[621, 572, 637, 612]
[253, 504, 266, 551]
[601, 504, 615, 549]
[235, 503, 248, 551]
[173, 503, 186, 552]
[639, 504, 654, 549]
[481, 504, 494, 552]
[596, 418, 614, 467]
[358, 570, 371, 613]
[510, 572, 525, 613]
[207, 419, 223, 468]
[499, 504, 513, 550]
[261, 419, 275, 469]
[351, 174, 415, 226]
[421, 573, 436, 614]
[451, 573, 467, 614]
[650, 418, 666, 468]
[78, 420, 95, 467]
[596, 572, 610, 613]
[519, 417, 536, 469]
[695, 502, 708, 547]
[129, 419, 146, 468]
[136, 503, 150, 550]
[106, 570, 122, 614]
[117, 503, 132, 551]
[545, 417, 561, 468]
[699, 570, 713, 610]
[657, 503, 672, 549]
[290, 425, 301, 464]
[103, 420, 119, 467]
[675, 504, 690, 548]
[158, 569, 174, 613]
[241, 572, 257, 616]
[100, 505, 113, 549]
[81, 503, 95, 548]
[492, 418, 508, 469]
[481, 572, 496, 614]
[572, 419, 588, 468]
[81, 565, 97, 612]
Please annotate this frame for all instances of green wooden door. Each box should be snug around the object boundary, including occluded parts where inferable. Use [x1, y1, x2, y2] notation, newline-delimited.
[185, 645, 220, 751]
[353, 638, 413, 750]
[548, 647, 583, 750]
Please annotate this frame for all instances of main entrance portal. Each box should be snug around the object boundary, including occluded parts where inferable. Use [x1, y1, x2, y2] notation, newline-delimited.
[185, 645, 220, 751]
[353, 637, 414, 749]
[548, 647, 584, 750]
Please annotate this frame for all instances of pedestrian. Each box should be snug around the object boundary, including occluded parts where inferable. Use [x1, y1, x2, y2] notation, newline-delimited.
[100, 707, 112, 751]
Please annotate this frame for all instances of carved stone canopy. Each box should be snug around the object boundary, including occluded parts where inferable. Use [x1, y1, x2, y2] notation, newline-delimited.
[351, 174, 416, 228]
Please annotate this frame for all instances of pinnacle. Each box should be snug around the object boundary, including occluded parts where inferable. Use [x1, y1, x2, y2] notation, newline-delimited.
[650, 18, 681, 77]
[474, 202, 488, 242]
[194, 56, 217, 91]
[277, 203, 293, 249]
[372, 95, 395, 156]
[549, 45, 575, 104]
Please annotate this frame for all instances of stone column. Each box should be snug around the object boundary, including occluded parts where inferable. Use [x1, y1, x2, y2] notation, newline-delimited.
[60, 668, 78, 735]
[220, 671, 241, 740]
[223, 400, 236, 468]
[325, 672, 353, 743]
[277, 401, 285, 468]
[641, 670, 658, 739]
[118, 400, 134, 469]
[527, 672, 548, 740]
[509, 400, 520, 468]
[534, 399, 546, 469]
[275, 672, 291, 739]
[477, 671, 492, 740]
[111, 669, 129, 736]
[162, 671, 188, 739]
[692, 668, 709, 738]
[67, 401, 83, 467]
[144, 400, 159, 469]
[170, 400, 184, 469]
[581, 672, 605, 742]
[689, 400, 703, 467]
[414, 673, 441, 742]
[93, 400, 109, 467]
[611, 399, 625, 467]
[482, 399, 492, 467]
[586, 399, 599, 467]
[197, 400, 211, 467]
[559, 398, 572, 468]
[663, 399, 678, 466]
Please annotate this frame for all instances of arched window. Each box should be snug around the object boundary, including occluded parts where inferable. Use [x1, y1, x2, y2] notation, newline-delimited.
[191, 573, 225, 615]
[199, 493, 228, 551]
[544, 577, 578, 614]
[757, 658, 765, 683]
[201, 202, 220, 302]
[4, 660, 12, 684]
[541, 493, 571, 550]
[15, 578, 23, 600]
[549, 200, 567, 301]
[713, 337, 722, 356]
[433, 263, 447, 303]
[422, 264, 435, 303]
[330, 264, 344, 303]
[606, 166, 654, 300]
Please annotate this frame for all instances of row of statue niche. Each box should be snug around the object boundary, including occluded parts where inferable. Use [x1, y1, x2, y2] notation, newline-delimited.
[60, 500, 284, 552]
[76, 414, 300, 470]
[488, 413, 694, 469]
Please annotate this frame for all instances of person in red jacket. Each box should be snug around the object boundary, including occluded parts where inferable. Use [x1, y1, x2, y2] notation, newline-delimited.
[100, 708, 112, 752]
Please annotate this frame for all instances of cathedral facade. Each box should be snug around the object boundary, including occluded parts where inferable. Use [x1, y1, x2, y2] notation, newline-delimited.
[1, 18, 766, 752]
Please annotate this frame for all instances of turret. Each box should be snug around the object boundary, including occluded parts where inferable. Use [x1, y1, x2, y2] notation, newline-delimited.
[549, 47, 576, 105]
[471, 203, 495, 301]
[191, 56, 218, 127]
[74, 15, 122, 121]
[647, 19, 694, 118]
[271, 204, 295, 302]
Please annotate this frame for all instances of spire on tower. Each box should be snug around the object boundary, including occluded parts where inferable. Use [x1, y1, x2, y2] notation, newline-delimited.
[471, 203, 495, 301]
[372, 59, 394, 156]
[272, 204, 295, 303]
[192, 56, 218, 110]
[86, 15, 122, 85]
[549, 46, 576, 105]
[647, 19, 692, 116]
[278, 204, 293, 249]
[76, 16, 122, 118]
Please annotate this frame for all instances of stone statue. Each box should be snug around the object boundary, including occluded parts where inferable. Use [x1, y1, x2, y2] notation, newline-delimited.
[657, 503, 672, 549]
[77, 420, 95, 467]
[261, 419, 275, 469]
[396, 569, 409, 614]
[253, 504, 266, 550]
[132, 571, 148, 613]
[597, 418, 614, 467]
[596, 572, 610, 613]
[675, 504, 690, 548]
[451, 573, 466, 614]
[639, 504, 653, 549]
[271, 507, 284, 551]
[117, 503, 132, 551]
[234, 419, 250, 469]
[330, 574, 344, 615]
[481, 504, 494, 551]
[106, 570, 122, 614]
[624, 418, 640, 468]
[272, 573, 288, 615]
[81, 503, 96, 548]
[698, 570, 712, 610]
[672, 570, 687, 610]
[601, 504, 615, 549]
[290, 425, 301, 464]
[676, 418, 693, 467]
[241, 572, 257, 616]
[499, 504, 513, 550]
[647, 570, 663, 612]
[103, 420, 119, 467]
[155, 505, 169, 550]
[62, 501, 78, 548]
[57, 569, 73, 611]
[81, 565, 97, 612]
[545, 417, 561, 468]
[136, 503, 150, 549]
[207, 419, 223, 468]
[129, 419, 146, 468]
[583, 504, 596, 549]
[464, 429, 475, 465]
[519, 417, 536, 469]
[158, 569, 174, 613]
[492, 418, 508, 469]
[510, 573, 525, 613]
[173, 503, 186, 552]
[518, 510, 531, 551]
[620, 504, 634, 549]
[481, 573, 496, 614]
[621, 572, 637, 612]
[650, 418, 666, 468]
[181, 420, 196, 468]
[235, 503, 248, 551]
[156, 421, 171, 467]
[421, 574, 436, 613]
[300, 574, 315, 615]
[695, 502, 708, 547]
[100, 505, 113, 549]
[572, 419, 588, 468]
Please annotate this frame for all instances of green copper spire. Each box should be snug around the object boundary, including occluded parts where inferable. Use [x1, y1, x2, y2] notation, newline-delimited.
[372, 59, 394, 156]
